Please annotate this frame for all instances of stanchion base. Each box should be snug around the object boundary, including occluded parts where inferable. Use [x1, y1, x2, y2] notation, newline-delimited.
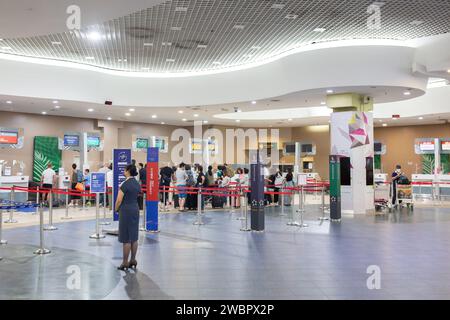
[318, 217, 330, 221]
[236, 217, 245, 220]
[193, 221, 204, 225]
[287, 221, 301, 226]
[0, 240, 7, 245]
[240, 228, 251, 232]
[4, 219, 18, 224]
[61, 217, 73, 220]
[90, 233, 106, 239]
[34, 248, 51, 255]
[100, 221, 111, 226]
[331, 218, 341, 223]
[147, 230, 161, 233]
[44, 226, 58, 231]
[139, 227, 147, 231]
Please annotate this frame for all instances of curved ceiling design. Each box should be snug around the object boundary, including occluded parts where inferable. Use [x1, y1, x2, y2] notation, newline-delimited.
[1, 0, 450, 73]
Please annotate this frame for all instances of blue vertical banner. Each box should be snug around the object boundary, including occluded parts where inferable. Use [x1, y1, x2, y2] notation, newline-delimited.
[113, 149, 131, 221]
[146, 147, 159, 231]
[250, 150, 265, 231]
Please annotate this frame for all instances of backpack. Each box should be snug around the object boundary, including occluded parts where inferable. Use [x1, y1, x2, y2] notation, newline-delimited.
[186, 171, 196, 187]
[397, 175, 410, 185]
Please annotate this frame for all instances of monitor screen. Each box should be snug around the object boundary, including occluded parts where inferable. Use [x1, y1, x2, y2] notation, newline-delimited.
[136, 138, 149, 149]
[0, 131, 18, 144]
[284, 143, 296, 154]
[419, 141, 435, 152]
[87, 136, 100, 147]
[340, 157, 351, 186]
[64, 134, 79, 147]
[301, 144, 313, 153]
[154, 137, 166, 151]
[374, 142, 383, 153]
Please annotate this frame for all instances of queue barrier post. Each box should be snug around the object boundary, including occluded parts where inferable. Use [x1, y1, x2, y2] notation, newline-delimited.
[161, 186, 169, 212]
[0, 208, 8, 245]
[240, 192, 251, 232]
[34, 203, 51, 255]
[61, 189, 73, 220]
[35, 186, 40, 215]
[90, 193, 105, 239]
[298, 185, 308, 228]
[287, 187, 300, 226]
[44, 190, 57, 231]
[140, 192, 147, 231]
[100, 191, 111, 226]
[236, 184, 245, 220]
[193, 188, 204, 226]
[4, 187, 18, 224]
[280, 185, 287, 216]
[318, 184, 330, 221]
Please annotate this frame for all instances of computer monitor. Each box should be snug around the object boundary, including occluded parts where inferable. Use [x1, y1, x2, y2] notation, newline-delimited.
[0, 131, 18, 144]
[64, 134, 80, 147]
[136, 138, 149, 149]
[374, 142, 383, 153]
[87, 136, 100, 148]
[301, 144, 313, 153]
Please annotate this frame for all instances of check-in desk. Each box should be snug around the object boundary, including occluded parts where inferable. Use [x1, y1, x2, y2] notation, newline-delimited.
[412, 174, 434, 199]
[436, 175, 450, 199]
[0, 176, 29, 203]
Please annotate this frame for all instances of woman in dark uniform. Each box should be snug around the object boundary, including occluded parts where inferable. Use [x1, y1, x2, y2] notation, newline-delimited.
[115, 164, 141, 271]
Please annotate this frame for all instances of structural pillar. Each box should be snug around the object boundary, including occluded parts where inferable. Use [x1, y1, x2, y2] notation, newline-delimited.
[327, 93, 375, 215]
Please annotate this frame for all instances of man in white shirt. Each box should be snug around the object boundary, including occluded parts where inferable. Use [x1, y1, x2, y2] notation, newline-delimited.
[41, 163, 56, 202]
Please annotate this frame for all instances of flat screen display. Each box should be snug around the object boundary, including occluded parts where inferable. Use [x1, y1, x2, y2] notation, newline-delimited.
[154, 137, 166, 151]
[374, 142, 383, 153]
[442, 141, 450, 151]
[64, 134, 80, 147]
[419, 141, 435, 152]
[301, 144, 313, 153]
[340, 157, 351, 186]
[0, 131, 18, 144]
[87, 136, 100, 147]
[284, 143, 296, 154]
[136, 138, 149, 149]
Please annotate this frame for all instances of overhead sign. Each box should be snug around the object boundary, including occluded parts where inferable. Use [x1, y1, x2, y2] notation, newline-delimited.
[442, 141, 450, 151]
[419, 141, 435, 152]
[90, 172, 106, 194]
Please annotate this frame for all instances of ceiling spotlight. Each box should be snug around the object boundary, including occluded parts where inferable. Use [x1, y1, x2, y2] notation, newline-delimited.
[125, 113, 131, 117]
[166, 58, 176, 63]
[235, 120, 241, 123]
[194, 114, 199, 117]
[251, 101, 257, 105]
[171, 26, 182, 31]
[41, 112, 47, 115]
[403, 90, 411, 96]
[151, 115, 157, 119]
[203, 120, 208, 124]
[382, 123, 388, 127]
[320, 101, 326, 105]
[182, 118, 187, 122]
[418, 116, 424, 120]
[233, 25, 245, 30]
[54, 105, 60, 109]
[87, 31, 102, 41]
[161, 122, 166, 125]
[288, 118, 293, 121]
[85, 56, 95, 60]
[178, 110, 184, 114]
[129, 108, 135, 112]
[6, 101, 12, 104]
[197, 44, 208, 49]
[212, 61, 222, 65]
[1, 46, 12, 50]
[51, 41, 62, 45]
[52, 100, 58, 104]
[88, 108, 94, 112]
[175, 7, 188, 12]
[143, 43, 154, 47]
[285, 13, 299, 19]
[107, 117, 112, 121]
[326, 89, 334, 94]
[313, 28, 327, 33]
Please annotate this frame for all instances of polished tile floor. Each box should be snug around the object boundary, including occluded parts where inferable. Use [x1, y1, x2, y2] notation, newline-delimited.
[1, 204, 450, 300]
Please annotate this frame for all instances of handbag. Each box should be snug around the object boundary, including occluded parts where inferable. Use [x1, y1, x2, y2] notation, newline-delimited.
[75, 182, 84, 191]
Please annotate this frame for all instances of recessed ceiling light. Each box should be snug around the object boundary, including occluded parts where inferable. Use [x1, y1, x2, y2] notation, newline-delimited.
[171, 26, 182, 31]
[166, 58, 175, 63]
[182, 118, 187, 122]
[212, 61, 222, 65]
[236, 120, 241, 123]
[203, 120, 208, 124]
[87, 31, 102, 41]
[233, 25, 245, 30]
[288, 118, 293, 121]
[41, 111, 47, 115]
[54, 105, 60, 109]
[326, 89, 334, 94]
[321, 101, 326, 105]
[161, 122, 165, 125]
[403, 91, 411, 96]
[193, 114, 199, 117]
[251, 101, 257, 105]
[85, 56, 95, 60]
[175, 7, 188, 12]
[52, 100, 58, 104]
[379, 119, 383, 122]
[197, 44, 207, 49]
[162, 42, 172, 47]
[178, 110, 184, 114]
[6, 101, 12, 104]
[271, 3, 286, 9]
[129, 108, 135, 112]
[88, 108, 94, 112]
[0, 39, 3, 41]
[313, 28, 327, 33]
[125, 113, 131, 117]
[382, 123, 388, 127]
[1, 46, 12, 50]
[107, 117, 112, 121]
[285, 14, 299, 19]
[418, 117, 424, 120]
[51, 41, 62, 45]
[152, 115, 157, 119]
[143, 43, 153, 47]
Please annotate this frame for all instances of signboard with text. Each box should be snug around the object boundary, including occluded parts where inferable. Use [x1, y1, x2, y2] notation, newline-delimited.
[113, 149, 131, 221]
[90, 172, 106, 194]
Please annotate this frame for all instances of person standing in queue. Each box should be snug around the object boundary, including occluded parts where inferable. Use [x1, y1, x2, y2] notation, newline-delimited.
[41, 163, 56, 203]
[115, 164, 141, 271]
[391, 164, 403, 206]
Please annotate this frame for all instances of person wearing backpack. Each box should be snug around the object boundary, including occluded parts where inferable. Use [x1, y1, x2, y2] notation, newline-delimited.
[185, 164, 197, 210]
[70, 163, 83, 207]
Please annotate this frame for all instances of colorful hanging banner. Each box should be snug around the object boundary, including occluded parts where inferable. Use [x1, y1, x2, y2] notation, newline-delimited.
[146, 147, 159, 231]
[112, 149, 131, 221]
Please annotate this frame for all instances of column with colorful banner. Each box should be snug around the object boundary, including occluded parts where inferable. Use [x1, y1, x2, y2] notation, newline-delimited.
[146, 147, 159, 232]
[112, 149, 131, 221]
[329, 155, 341, 221]
[250, 150, 265, 231]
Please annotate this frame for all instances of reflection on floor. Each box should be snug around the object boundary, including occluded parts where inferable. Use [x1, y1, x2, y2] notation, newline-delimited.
[1, 205, 450, 300]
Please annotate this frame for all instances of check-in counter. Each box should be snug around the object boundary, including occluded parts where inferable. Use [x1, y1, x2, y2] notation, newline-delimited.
[436, 175, 450, 199]
[0, 176, 29, 203]
[412, 174, 434, 199]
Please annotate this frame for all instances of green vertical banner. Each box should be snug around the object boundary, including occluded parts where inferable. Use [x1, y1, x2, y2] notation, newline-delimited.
[329, 155, 341, 221]
[33, 136, 61, 182]
[374, 154, 381, 170]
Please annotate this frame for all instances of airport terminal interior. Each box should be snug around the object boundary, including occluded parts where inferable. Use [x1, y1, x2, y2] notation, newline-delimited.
[1, 0, 450, 301]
